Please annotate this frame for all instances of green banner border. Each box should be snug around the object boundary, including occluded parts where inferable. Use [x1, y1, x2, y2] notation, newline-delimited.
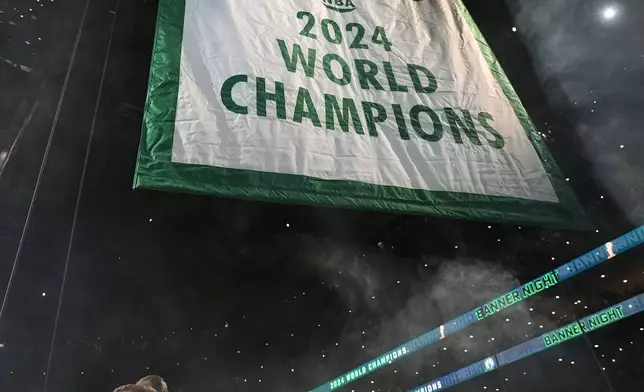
[134, 0, 590, 230]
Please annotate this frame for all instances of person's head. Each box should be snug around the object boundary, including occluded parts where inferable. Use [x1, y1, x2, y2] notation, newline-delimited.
[113, 375, 168, 392]
[136, 376, 168, 392]
[113, 385, 155, 392]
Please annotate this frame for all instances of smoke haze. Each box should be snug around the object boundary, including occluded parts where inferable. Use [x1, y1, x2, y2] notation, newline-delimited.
[506, 0, 644, 225]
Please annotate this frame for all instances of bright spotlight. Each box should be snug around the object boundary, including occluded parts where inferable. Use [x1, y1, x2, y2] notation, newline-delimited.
[602, 6, 618, 20]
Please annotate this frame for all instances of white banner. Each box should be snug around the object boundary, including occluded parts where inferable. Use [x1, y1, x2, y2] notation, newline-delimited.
[135, 0, 588, 228]
[171, 0, 557, 202]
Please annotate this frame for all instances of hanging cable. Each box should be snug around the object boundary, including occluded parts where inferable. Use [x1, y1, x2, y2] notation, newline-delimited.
[0, 0, 92, 325]
[558, 284, 616, 392]
[0, 101, 40, 179]
[41, 1, 122, 390]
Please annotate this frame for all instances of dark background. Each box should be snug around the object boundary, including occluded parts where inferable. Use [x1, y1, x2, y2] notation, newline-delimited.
[1, 0, 643, 391]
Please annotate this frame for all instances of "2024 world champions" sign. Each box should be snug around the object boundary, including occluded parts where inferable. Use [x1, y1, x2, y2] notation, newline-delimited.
[135, 0, 588, 229]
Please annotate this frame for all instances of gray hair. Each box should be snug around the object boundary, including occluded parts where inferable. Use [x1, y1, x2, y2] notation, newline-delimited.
[113, 385, 155, 392]
[113, 375, 168, 392]
[137, 376, 168, 392]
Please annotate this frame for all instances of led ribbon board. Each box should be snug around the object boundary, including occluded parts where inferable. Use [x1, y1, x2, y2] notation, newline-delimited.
[409, 293, 644, 392]
[309, 226, 644, 392]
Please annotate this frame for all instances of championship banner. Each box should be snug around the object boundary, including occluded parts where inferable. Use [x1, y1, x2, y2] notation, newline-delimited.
[134, 0, 588, 229]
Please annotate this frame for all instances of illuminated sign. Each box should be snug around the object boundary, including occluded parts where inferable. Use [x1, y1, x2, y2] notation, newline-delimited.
[413, 380, 442, 392]
[543, 305, 624, 348]
[475, 271, 559, 320]
[582, 305, 625, 332]
[412, 356, 498, 392]
[542, 322, 583, 347]
[309, 226, 644, 392]
[409, 294, 644, 392]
